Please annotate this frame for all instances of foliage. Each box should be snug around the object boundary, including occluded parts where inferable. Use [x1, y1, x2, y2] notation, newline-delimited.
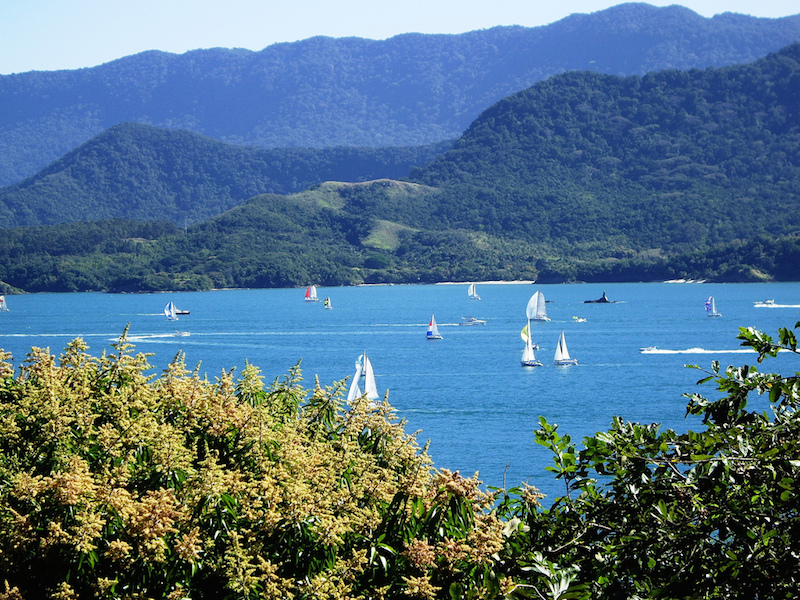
[3, 46, 800, 288]
[0, 123, 451, 228]
[414, 44, 800, 257]
[2, 322, 800, 598]
[501, 321, 800, 599]
[0, 333, 538, 599]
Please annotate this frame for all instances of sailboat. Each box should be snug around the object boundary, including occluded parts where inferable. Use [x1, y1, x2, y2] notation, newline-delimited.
[346, 352, 381, 404]
[426, 314, 443, 339]
[705, 296, 722, 317]
[324, 297, 332, 309]
[304, 285, 319, 302]
[0, 295, 7, 312]
[521, 297, 543, 367]
[527, 290, 550, 322]
[553, 330, 578, 365]
[468, 283, 480, 300]
[164, 301, 179, 321]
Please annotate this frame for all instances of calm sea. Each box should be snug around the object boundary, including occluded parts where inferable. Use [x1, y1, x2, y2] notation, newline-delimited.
[1, 282, 798, 500]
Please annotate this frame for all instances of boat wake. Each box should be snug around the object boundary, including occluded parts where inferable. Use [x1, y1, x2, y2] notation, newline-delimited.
[754, 303, 800, 308]
[640, 347, 754, 354]
[125, 333, 191, 342]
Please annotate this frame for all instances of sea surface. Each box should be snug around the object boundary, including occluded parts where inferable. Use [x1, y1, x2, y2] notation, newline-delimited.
[1, 282, 798, 500]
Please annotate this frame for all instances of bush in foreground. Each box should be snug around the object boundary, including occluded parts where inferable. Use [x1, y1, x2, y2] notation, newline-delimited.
[0, 323, 798, 599]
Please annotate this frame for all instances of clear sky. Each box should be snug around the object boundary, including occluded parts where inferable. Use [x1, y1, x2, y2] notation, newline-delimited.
[1, 0, 798, 75]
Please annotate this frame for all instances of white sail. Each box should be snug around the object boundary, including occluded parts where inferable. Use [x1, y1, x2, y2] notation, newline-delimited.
[427, 314, 443, 339]
[305, 285, 319, 301]
[554, 330, 578, 365]
[521, 319, 542, 366]
[347, 353, 381, 403]
[527, 290, 550, 321]
[346, 376, 362, 404]
[164, 301, 178, 320]
[468, 283, 480, 300]
[0, 295, 7, 311]
[362, 355, 379, 400]
[554, 333, 566, 362]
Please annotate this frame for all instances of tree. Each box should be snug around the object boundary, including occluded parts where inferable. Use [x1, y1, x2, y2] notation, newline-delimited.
[506, 321, 800, 599]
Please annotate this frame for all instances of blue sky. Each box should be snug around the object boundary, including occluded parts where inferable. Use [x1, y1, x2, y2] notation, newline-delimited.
[1, 0, 798, 74]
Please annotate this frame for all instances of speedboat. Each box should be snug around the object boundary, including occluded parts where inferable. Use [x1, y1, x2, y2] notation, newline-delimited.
[459, 316, 486, 326]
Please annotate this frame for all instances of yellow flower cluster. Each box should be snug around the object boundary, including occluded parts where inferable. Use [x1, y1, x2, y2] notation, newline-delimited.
[0, 333, 525, 599]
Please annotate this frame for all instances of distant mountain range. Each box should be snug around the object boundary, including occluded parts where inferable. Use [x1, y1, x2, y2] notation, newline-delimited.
[1, 2, 799, 186]
[1, 44, 798, 291]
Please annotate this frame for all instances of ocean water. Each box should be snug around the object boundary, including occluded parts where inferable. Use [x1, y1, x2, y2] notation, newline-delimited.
[1, 282, 798, 500]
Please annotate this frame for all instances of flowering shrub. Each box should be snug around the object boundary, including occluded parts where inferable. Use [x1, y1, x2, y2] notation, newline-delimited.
[0, 332, 542, 599]
[3, 322, 797, 599]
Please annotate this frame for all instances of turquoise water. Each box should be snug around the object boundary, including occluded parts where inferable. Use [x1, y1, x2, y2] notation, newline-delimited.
[1, 282, 798, 499]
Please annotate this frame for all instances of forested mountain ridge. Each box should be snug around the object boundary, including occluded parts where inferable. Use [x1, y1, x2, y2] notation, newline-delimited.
[1, 3, 799, 185]
[2, 45, 800, 291]
[412, 43, 800, 257]
[0, 123, 450, 227]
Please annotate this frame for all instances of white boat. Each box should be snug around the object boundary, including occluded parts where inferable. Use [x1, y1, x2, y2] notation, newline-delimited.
[754, 299, 775, 307]
[521, 322, 542, 367]
[705, 296, 722, 317]
[521, 297, 543, 366]
[468, 283, 481, 300]
[304, 285, 319, 302]
[553, 330, 578, 365]
[527, 290, 550, 321]
[0, 295, 7, 311]
[346, 352, 381, 403]
[324, 297, 332, 309]
[572, 316, 586, 322]
[164, 301, 179, 321]
[460, 316, 486, 326]
[426, 314, 443, 339]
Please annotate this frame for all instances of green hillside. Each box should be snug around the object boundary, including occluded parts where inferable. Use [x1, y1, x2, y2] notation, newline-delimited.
[412, 43, 800, 260]
[2, 46, 800, 292]
[0, 123, 450, 228]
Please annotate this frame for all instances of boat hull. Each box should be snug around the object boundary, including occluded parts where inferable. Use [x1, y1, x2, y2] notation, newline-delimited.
[521, 359, 543, 367]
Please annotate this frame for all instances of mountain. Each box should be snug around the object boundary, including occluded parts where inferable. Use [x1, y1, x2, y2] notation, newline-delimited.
[0, 123, 450, 227]
[2, 45, 800, 292]
[1, 3, 799, 186]
[412, 43, 800, 261]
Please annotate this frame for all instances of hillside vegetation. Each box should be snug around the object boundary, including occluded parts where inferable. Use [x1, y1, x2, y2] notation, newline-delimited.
[410, 43, 800, 276]
[1, 3, 799, 185]
[0, 123, 450, 228]
[1, 46, 800, 291]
